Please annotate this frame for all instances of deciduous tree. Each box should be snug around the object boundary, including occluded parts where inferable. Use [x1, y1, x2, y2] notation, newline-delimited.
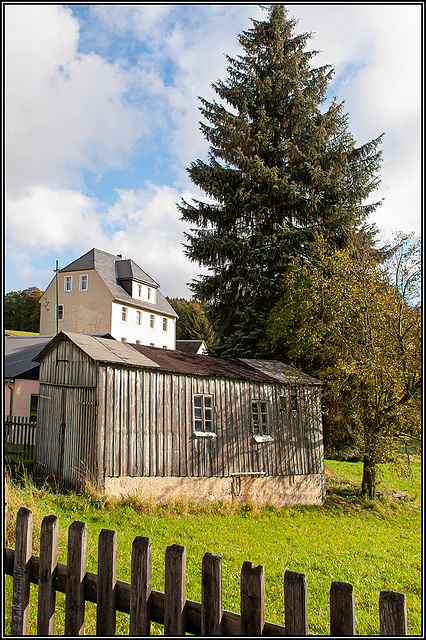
[4, 287, 43, 332]
[264, 234, 421, 498]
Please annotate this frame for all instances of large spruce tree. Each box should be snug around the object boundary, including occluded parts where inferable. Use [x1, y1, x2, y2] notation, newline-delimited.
[178, 5, 383, 357]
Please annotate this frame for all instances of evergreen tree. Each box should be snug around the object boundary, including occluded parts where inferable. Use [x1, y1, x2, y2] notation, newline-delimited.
[167, 298, 216, 347]
[178, 5, 383, 357]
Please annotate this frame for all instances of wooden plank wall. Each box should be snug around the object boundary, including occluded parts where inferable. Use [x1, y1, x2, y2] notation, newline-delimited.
[35, 340, 98, 487]
[99, 366, 324, 480]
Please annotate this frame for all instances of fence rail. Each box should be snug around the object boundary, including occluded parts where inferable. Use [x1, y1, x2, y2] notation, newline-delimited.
[4, 416, 37, 464]
[4, 505, 407, 636]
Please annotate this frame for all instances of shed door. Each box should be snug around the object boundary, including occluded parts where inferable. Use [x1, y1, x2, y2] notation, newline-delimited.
[58, 386, 97, 488]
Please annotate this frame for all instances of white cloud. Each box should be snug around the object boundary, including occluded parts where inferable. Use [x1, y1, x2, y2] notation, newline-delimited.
[5, 4, 145, 195]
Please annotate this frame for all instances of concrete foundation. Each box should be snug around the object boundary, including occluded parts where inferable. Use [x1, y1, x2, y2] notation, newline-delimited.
[103, 473, 326, 507]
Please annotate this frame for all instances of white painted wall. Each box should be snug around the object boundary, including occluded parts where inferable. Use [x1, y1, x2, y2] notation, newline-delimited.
[110, 302, 176, 348]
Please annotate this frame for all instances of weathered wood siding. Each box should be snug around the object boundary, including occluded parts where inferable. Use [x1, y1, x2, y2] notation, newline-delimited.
[98, 366, 323, 480]
[35, 340, 98, 488]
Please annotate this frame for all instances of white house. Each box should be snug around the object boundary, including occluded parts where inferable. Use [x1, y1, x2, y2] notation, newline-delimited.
[39, 248, 178, 348]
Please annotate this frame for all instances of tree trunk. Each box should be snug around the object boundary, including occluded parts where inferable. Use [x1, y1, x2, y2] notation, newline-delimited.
[361, 454, 376, 499]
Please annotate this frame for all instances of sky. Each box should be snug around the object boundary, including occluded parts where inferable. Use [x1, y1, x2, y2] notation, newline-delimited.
[4, 3, 422, 299]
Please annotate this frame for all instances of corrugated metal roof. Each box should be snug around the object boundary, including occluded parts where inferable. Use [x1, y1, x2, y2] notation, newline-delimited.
[240, 359, 322, 386]
[33, 332, 160, 369]
[130, 344, 284, 383]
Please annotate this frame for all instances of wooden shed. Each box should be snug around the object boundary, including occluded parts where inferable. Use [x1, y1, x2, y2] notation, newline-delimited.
[34, 331, 325, 506]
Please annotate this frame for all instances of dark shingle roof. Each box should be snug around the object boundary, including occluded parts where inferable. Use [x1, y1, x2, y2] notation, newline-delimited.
[5, 335, 54, 378]
[59, 248, 177, 318]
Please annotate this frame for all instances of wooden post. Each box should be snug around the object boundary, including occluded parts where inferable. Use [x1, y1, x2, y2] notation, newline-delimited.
[330, 581, 356, 636]
[11, 507, 33, 636]
[130, 536, 152, 636]
[164, 544, 186, 636]
[240, 561, 265, 636]
[201, 552, 223, 635]
[284, 570, 308, 636]
[97, 528, 117, 636]
[379, 591, 407, 636]
[37, 515, 59, 635]
[65, 520, 87, 636]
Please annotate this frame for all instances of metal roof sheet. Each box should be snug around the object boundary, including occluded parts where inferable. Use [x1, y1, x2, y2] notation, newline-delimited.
[33, 332, 159, 369]
[240, 359, 322, 386]
[5, 335, 54, 378]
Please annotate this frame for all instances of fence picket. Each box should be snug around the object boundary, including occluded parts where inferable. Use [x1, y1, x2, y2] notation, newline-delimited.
[97, 529, 117, 636]
[164, 544, 186, 636]
[379, 591, 407, 636]
[201, 552, 223, 636]
[65, 521, 87, 636]
[284, 569, 309, 636]
[240, 561, 265, 636]
[37, 515, 58, 636]
[330, 581, 356, 636]
[129, 536, 152, 636]
[11, 506, 33, 636]
[3, 505, 411, 637]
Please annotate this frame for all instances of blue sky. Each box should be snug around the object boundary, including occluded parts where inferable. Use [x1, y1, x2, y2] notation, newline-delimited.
[5, 4, 422, 299]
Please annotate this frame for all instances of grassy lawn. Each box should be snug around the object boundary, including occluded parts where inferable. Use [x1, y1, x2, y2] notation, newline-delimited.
[4, 458, 421, 636]
[4, 329, 40, 336]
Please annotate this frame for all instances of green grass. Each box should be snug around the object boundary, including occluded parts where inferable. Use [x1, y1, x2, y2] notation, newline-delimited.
[4, 458, 422, 635]
[4, 329, 39, 336]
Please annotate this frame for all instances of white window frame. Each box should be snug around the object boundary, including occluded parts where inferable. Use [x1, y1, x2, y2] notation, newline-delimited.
[252, 400, 273, 443]
[79, 274, 88, 291]
[192, 394, 216, 436]
[136, 310, 142, 325]
[64, 276, 72, 292]
[150, 314, 155, 329]
[163, 317, 168, 332]
[56, 304, 64, 321]
[121, 306, 128, 322]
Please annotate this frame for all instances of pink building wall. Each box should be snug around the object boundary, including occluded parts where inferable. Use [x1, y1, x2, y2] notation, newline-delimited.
[4, 380, 39, 417]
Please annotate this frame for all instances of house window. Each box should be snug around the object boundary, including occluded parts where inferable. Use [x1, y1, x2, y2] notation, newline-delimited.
[56, 304, 64, 321]
[136, 311, 141, 325]
[147, 287, 151, 300]
[122, 307, 127, 322]
[138, 284, 142, 297]
[64, 276, 72, 292]
[29, 394, 38, 419]
[150, 314, 155, 328]
[193, 394, 213, 432]
[80, 275, 88, 291]
[289, 387, 299, 412]
[163, 318, 168, 332]
[252, 401, 268, 436]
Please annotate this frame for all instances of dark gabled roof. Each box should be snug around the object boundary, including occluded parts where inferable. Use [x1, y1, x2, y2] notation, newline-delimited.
[176, 340, 207, 354]
[115, 259, 159, 287]
[6, 333, 114, 379]
[129, 343, 286, 383]
[240, 359, 322, 386]
[5, 335, 54, 379]
[58, 248, 177, 318]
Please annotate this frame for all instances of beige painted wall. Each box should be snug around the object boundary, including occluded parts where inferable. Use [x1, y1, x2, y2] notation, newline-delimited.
[4, 379, 39, 417]
[40, 270, 113, 335]
[103, 474, 326, 507]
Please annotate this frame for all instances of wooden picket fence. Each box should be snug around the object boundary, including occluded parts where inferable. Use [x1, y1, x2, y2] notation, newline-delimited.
[4, 505, 408, 636]
[4, 416, 37, 465]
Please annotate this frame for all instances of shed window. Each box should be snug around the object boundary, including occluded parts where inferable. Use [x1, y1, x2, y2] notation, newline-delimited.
[252, 401, 268, 436]
[289, 387, 299, 412]
[193, 394, 213, 432]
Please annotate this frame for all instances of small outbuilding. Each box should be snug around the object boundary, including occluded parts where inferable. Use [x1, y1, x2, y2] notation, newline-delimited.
[33, 331, 325, 506]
